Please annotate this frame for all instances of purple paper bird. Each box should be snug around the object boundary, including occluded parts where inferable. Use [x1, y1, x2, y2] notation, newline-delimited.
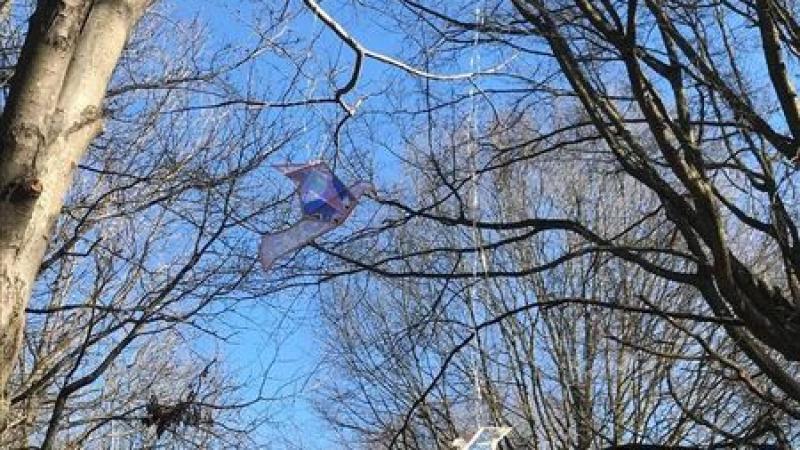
[259, 160, 374, 271]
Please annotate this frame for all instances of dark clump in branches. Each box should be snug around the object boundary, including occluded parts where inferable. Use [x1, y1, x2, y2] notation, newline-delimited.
[142, 392, 209, 439]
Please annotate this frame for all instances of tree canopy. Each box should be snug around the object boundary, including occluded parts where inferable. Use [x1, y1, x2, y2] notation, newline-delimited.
[2, 0, 800, 448]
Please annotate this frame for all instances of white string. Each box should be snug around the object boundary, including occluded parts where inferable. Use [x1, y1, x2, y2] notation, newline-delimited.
[303, 12, 329, 162]
[300, 64, 312, 158]
[467, 3, 490, 430]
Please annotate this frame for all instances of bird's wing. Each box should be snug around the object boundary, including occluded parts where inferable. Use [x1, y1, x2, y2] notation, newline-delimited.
[259, 217, 337, 271]
[272, 160, 330, 187]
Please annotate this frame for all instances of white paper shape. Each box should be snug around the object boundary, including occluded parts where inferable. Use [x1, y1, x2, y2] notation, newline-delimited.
[454, 427, 512, 450]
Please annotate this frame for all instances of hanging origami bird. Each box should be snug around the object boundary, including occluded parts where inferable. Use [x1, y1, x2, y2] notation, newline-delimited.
[259, 160, 374, 271]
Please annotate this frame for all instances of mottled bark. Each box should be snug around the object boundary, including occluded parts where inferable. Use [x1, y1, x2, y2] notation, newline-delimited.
[0, 0, 150, 430]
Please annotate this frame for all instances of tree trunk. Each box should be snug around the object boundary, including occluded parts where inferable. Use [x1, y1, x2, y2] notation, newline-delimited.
[0, 0, 150, 430]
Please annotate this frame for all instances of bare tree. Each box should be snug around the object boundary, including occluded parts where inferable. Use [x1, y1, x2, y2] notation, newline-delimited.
[312, 117, 796, 447]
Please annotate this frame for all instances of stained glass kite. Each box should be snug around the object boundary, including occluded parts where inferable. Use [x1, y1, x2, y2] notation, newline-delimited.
[259, 160, 374, 270]
[452, 427, 512, 450]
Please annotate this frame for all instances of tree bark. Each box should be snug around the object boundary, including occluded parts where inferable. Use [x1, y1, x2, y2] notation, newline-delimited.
[0, 0, 150, 430]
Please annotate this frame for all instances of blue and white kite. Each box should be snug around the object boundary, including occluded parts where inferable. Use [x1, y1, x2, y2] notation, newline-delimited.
[259, 160, 374, 270]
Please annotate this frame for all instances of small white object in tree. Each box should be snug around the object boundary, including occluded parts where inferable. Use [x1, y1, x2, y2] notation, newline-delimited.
[452, 426, 512, 450]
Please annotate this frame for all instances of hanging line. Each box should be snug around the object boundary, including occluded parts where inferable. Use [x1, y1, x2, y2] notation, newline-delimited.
[312, 12, 331, 162]
[467, 2, 492, 431]
[300, 64, 315, 158]
[298, 11, 330, 164]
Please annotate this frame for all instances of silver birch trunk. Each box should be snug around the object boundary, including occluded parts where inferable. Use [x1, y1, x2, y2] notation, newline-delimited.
[0, 0, 151, 430]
